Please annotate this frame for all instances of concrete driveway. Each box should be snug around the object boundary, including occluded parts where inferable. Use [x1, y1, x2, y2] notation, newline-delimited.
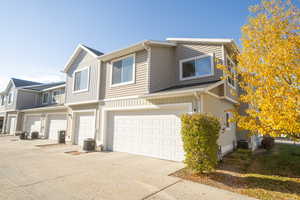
[0, 136, 255, 200]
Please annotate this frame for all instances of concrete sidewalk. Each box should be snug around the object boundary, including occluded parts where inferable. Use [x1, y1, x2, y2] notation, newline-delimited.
[0, 136, 256, 200]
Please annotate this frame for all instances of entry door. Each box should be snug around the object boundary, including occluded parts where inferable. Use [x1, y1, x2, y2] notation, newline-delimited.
[75, 112, 95, 146]
[107, 108, 187, 162]
[9, 117, 16, 135]
[47, 115, 67, 140]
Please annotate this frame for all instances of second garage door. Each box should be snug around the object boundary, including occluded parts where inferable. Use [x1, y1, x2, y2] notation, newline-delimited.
[25, 116, 41, 135]
[107, 107, 187, 161]
[47, 115, 67, 140]
[74, 112, 95, 146]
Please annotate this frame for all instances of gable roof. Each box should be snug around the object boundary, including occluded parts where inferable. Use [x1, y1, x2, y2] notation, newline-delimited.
[63, 44, 104, 73]
[11, 78, 42, 87]
[23, 81, 65, 91]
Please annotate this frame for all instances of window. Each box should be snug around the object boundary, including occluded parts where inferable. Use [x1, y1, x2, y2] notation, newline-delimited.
[0, 96, 4, 106]
[225, 112, 231, 129]
[227, 56, 236, 88]
[51, 90, 60, 103]
[180, 54, 214, 80]
[111, 55, 135, 86]
[73, 67, 89, 92]
[7, 92, 13, 105]
[42, 93, 49, 104]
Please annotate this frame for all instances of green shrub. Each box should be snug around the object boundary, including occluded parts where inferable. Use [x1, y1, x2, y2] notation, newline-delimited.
[181, 113, 221, 174]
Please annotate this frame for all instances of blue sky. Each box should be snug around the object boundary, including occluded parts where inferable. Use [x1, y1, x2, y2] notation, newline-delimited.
[0, 0, 264, 90]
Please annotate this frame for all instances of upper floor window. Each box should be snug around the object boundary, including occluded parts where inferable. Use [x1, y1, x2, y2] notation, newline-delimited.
[111, 55, 135, 86]
[226, 56, 236, 89]
[0, 96, 4, 106]
[51, 90, 60, 103]
[73, 67, 89, 93]
[7, 92, 13, 105]
[180, 54, 214, 81]
[42, 92, 49, 104]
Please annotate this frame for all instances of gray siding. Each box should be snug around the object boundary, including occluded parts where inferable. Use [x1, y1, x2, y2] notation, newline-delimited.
[66, 50, 99, 103]
[174, 43, 223, 85]
[148, 43, 224, 93]
[16, 90, 39, 109]
[100, 50, 149, 99]
[149, 46, 176, 92]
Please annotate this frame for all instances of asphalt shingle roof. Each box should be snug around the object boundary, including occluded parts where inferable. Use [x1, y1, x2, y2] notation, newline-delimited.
[82, 45, 104, 56]
[11, 78, 42, 87]
[25, 81, 65, 91]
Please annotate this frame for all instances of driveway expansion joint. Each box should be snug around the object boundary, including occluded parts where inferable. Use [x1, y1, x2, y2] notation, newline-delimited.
[141, 179, 182, 200]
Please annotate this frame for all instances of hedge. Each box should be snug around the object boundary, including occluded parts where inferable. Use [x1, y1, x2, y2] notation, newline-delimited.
[181, 113, 221, 174]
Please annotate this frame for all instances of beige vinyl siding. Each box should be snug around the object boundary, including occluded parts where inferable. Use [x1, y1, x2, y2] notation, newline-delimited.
[202, 93, 237, 149]
[149, 46, 176, 92]
[100, 50, 149, 99]
[174, 43, 223, 85]
[101, 96, 196, 108]
[66, 50, 99, 104]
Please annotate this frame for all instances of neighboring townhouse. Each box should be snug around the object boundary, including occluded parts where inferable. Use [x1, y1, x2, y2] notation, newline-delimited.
[0, 78, 42, 135]
[20, 82, 67, 140]
[63, 38, 240, 161]
[0, 78, 67, 141]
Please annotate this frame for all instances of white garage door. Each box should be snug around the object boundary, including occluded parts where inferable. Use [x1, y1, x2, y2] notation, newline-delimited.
[9, 117, 16, 135]
[47, 115, 67, 140]
[75, 112, 95, 146]
[107, 107, 188, 161]
[25, 116, 41, 135]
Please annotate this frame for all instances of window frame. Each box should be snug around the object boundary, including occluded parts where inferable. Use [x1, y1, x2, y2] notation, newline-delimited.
[51, 90, 60, 104]
[110, 54, 136, 87]
[42, 92, 49, 105]
[7, 92, 14, 105]
[0, 95, 4, 106]
[225, 112, 231, 130]
[226, 56, 237, 90]
[179, 53, 214, 81]
[72, 66, 90, 93]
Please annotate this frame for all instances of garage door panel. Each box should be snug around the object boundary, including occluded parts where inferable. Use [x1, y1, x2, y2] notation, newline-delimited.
[25, 116, 41, 135]
[108, 108, 187, 161]
[75, 112, 95, 146]
[48, 115, 67, 140]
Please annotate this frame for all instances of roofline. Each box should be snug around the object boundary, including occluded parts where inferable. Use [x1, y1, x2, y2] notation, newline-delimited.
[63, 44, 101, 73]
[166, 38, 240, 53]
[42, 84, 66, 92]
[98, 40, 175, 62]
[140, 80, 225, 99]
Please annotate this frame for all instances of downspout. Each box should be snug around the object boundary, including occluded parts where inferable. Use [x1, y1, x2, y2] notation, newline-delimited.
[143, 41, 151, 94]
[193, 92, 201, 113]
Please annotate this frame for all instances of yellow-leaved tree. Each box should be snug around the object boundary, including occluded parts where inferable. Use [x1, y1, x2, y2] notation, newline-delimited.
[218, 0, 300, 139]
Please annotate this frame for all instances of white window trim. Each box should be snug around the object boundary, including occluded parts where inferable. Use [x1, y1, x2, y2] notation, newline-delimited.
[226, 56, 237, 90]
[72, 66, 90, 94]
[42, 92, 49, 105]
[179, 53, 214, 81]
[7, 92, 14, 105]
[110, 53, 136, 87]
[225, 112, 231, 130]
[51, 90, 60, 104]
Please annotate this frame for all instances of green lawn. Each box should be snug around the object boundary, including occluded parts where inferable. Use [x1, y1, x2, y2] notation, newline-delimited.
[172, 143, 300, 200]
